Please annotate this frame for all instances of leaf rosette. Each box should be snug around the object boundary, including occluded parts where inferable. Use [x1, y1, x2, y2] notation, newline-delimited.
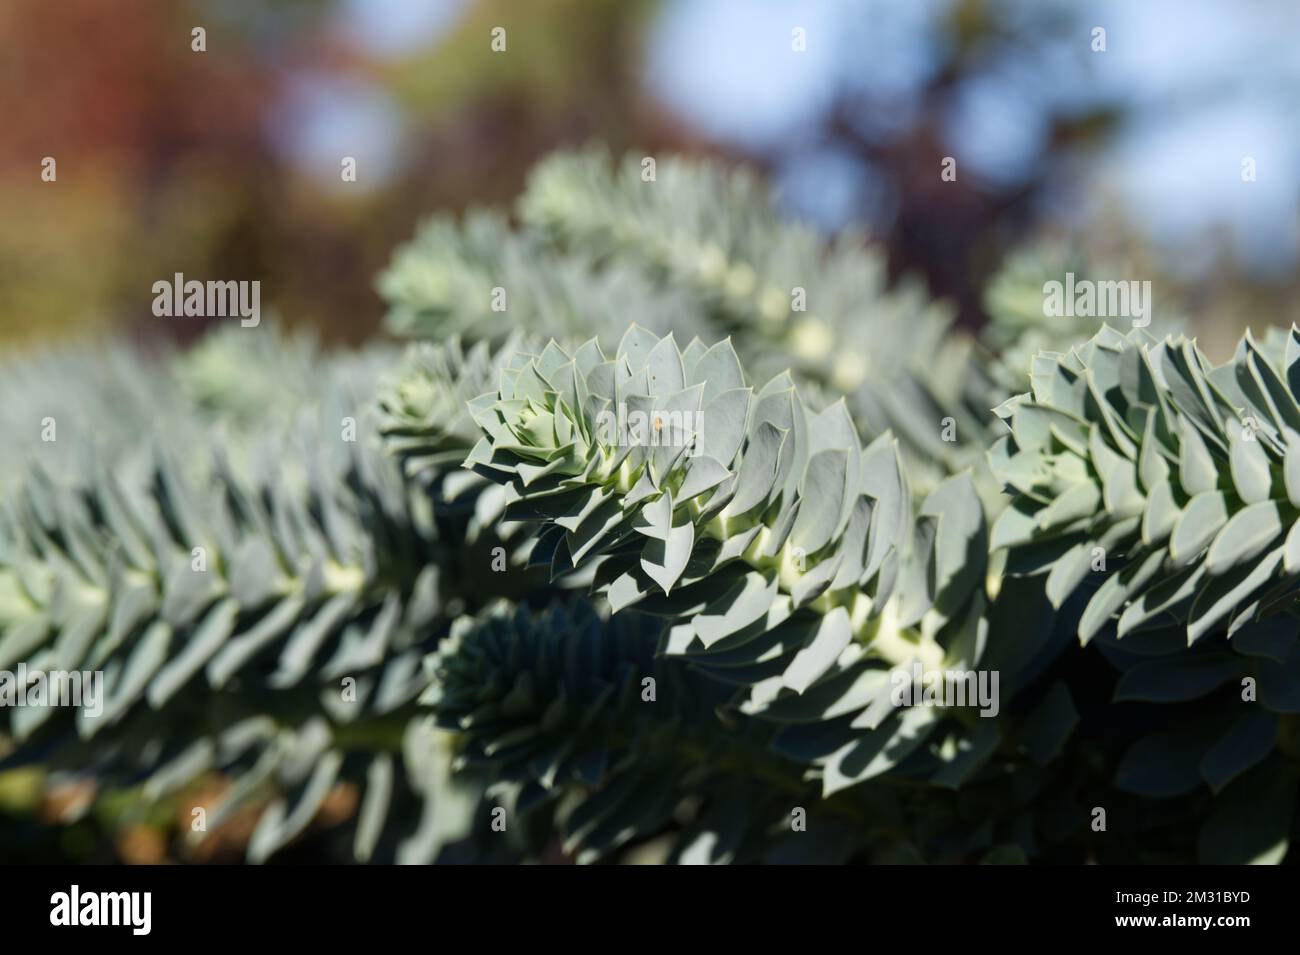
[990, 325, 1300, 647]
[465, 326, 1002, 794]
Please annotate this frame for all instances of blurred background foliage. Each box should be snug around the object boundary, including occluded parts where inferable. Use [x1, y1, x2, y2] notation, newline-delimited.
[4, 0, 1300, 356]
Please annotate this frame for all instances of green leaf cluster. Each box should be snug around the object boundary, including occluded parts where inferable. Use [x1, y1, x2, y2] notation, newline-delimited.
[5, 149, 1300, 866]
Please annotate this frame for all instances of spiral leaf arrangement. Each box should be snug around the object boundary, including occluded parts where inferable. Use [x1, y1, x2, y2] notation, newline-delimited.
[5, 150, 1300, 865]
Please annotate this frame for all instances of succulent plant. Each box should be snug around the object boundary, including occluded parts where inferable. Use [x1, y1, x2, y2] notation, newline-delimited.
[461, 326, 1020, 795]
[6, 150, 1300, 866]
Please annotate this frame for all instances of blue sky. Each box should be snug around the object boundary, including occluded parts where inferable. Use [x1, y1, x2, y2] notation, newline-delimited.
[276, 0, 1300, 276]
